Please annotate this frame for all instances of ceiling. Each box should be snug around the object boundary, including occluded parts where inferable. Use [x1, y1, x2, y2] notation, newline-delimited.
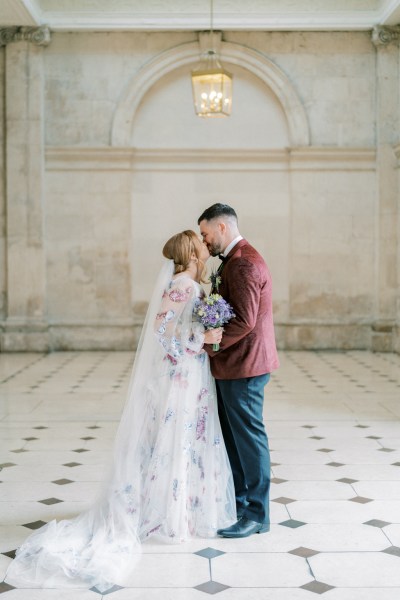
[1, 0, 400, 31]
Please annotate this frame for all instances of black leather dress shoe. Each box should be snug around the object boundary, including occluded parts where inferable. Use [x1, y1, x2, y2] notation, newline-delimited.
[217, 516, 270, 538]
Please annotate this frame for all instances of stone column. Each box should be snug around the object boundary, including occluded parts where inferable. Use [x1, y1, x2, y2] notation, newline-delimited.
[396, 143, 400, 353]
[372, 27, 400, 351]
[0, 48, 5, 325]
[1, 26, 51, 351]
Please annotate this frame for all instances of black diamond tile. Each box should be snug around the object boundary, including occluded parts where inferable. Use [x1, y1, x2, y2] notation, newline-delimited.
[194, 580, 230, 594]
[279, 519, 306, 529]
[0, 582, 15, 594]
[302, 425, 315, 429]
[73, 448, 89, 453]
[0, 462, 16, 468]
[309, 436, 324, 440]
[87, 425, 101, 429]
[364, 519, 391, 528]
[52, 478, 74, 485]
[91, 584, 123, 595]
[22, 437, 38, 441]
[195, 547, 225, 559]
[2, 549, 16, 559]
[33, 426, 48, 429]
[354, 424, 369, 429]
[382, 546, 400, 557]
[391, 462, 400, 467]
[270, 462, 280, 467]
[349, 496, 373, 504]
[10, 448, 28, 453]
[80, 436, 95, 441]
[289, 546, 320, 558]
[366, 435, 381, 439]
[38, 497, 63, 505]
[337, 478, 358, 484]
[271, 477, 287, 484]
[317, 448, 334, 453]
[272, 496, 296, 505]
[300, 581, 335, 594]
[23, 520, 47, 530]
[63, 462, 82, 467]
[326, 462, 345, 467]
[378, 448, 395, 452]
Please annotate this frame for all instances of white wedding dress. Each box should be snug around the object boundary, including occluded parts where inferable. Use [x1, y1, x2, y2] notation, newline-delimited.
[5, 262, 236, 593]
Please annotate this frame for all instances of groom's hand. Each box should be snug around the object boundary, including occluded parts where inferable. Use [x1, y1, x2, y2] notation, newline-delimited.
[204, 327, 223, 346]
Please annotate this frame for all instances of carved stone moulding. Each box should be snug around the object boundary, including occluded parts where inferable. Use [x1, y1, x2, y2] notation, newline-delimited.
[0, 25, 51, 47]
[372, 25, 400, 46]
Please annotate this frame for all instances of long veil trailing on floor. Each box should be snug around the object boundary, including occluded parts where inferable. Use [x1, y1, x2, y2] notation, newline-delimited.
[5, 259, 236, 593]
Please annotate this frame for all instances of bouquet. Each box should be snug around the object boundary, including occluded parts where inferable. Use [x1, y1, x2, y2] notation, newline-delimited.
[194, 294, 235, 351]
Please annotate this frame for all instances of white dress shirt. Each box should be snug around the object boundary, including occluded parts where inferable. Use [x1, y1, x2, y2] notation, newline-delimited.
[222, 235, 243, 258]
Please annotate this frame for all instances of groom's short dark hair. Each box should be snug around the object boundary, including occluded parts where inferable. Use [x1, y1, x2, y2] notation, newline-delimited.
[198, 203, 238, 224]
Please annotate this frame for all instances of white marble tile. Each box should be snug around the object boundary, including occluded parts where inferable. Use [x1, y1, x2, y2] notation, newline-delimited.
[212, 552, 310, 587]
[122, 553, 209, 587]
[273, 465, 346, 481]
[331, 464, 400, 481]
[309, 551, 400, 586]
[270, 450, 332, 465]
[353, 481, 400, 500]
[272, 481, 352, 501]
[379, 438, 400, 450]
[111, 590, 215, 600]
[112, 590, 319, 600]
[332, 449, 400, 465]
[0, 525, 31, 552]
[385, 524, 400, 546]
[317, 590, 400, 600]
[289, 499, 400, 524]
[0, 589, 99, 599]
[0, 554, 12, 580]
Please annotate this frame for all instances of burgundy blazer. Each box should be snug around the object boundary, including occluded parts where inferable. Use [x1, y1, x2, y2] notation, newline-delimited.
[206, 239, 279, 380]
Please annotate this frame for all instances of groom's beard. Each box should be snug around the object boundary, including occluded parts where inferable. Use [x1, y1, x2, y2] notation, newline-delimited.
[207, 243, 223, 257]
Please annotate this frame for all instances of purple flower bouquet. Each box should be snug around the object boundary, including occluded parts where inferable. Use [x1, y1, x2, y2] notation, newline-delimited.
[194, 294, 235, 351]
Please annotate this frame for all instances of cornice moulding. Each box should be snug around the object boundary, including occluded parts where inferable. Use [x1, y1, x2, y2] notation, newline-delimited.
[379, 0, 400, 25]
[29, 10, 387, 31]
[45, 146, 376, 172]
[6, 0, 400, 32]
[289, 147, 376, 171]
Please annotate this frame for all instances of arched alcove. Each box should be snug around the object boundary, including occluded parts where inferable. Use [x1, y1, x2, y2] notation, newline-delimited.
[131, 63, 289, 148]
[112, 38, 310, 148]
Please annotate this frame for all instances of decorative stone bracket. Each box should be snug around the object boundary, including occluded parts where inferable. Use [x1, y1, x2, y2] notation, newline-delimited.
[372, 25, 400, 46]
[0, 25, 51, 47]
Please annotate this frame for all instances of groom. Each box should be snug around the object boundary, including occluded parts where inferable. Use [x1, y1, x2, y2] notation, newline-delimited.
[198, 203, 279, 538]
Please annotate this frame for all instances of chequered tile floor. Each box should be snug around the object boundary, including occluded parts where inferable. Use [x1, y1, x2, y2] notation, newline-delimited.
[0, 350, 400, 599]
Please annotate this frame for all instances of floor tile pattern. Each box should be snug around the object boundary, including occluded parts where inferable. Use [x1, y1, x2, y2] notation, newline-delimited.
[1, 350, 400, 599]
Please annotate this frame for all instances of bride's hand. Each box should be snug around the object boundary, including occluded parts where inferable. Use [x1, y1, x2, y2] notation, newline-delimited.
[204, 327, 223, 345]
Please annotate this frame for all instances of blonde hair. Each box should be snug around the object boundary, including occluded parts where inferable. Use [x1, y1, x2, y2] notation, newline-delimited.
[163, 230, 205, 277]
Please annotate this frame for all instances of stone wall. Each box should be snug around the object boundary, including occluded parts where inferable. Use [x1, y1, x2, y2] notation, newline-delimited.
[0, 29, 399, 351]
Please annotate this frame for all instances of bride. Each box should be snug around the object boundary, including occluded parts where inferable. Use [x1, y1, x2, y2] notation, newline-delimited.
[5, 230, 236, 593]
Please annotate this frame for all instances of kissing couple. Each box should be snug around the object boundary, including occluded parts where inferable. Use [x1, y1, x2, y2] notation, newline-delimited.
[5, 203, 279, 593]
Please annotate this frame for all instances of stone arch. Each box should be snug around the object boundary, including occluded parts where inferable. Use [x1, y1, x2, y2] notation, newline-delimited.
[111, 38, 310, 147]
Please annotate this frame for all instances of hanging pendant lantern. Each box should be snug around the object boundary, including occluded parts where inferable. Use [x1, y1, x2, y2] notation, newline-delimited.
[191, 1, 232, 118]
[191, 50, 232, 118]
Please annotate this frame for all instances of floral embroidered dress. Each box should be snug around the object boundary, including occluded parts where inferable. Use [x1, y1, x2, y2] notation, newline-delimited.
[137, 274, 236, 540]
[5, 270, 235, 593]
